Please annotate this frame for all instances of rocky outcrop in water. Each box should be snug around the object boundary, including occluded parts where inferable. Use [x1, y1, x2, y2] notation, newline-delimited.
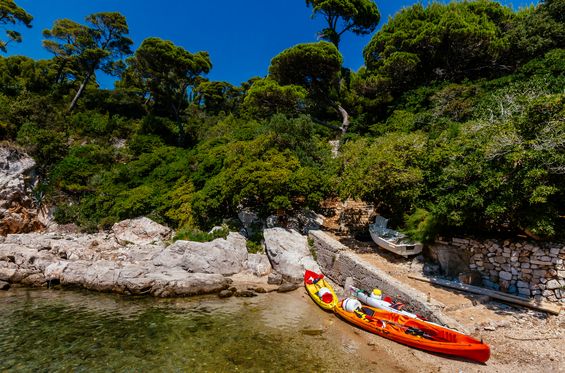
[0, 219, 282, 297]
[0, 146, 44, 236]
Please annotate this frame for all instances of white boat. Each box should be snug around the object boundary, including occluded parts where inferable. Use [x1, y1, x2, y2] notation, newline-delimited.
[369, 216, 423, 257]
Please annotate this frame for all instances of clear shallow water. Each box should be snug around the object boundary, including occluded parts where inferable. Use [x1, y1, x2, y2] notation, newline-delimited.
[0, 288, 381, 372]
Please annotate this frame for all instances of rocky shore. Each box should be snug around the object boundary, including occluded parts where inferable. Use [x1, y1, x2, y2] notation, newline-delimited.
[0, 217, 321, 297]
[0, 146, 324, 297]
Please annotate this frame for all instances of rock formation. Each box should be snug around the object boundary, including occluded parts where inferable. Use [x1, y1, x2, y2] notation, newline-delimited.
[0, 219, 279, 297]
[264, 227, 320, 283]
[0, 146, 44, 235]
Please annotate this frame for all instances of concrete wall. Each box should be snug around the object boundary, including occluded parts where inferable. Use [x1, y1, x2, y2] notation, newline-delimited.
[308, 230, 465, 331]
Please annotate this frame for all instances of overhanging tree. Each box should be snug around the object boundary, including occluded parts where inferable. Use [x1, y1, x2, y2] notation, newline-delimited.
[43, 12, 133, 111]
[305, 0, 380, 49]
[0, 0, 32, 53]
[42, 19, 89, 85]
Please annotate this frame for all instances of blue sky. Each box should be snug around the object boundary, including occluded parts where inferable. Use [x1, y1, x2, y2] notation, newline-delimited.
[6, 0, 538, 88]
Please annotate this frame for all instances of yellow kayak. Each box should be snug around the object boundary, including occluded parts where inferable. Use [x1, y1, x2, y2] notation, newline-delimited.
[304, 270, 338, 311]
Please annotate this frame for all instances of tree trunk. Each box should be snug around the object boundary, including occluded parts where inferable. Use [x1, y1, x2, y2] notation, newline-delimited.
[338, 105, 349, 135]
[55, 59, 67, 85]
[68, 70, 93, 112]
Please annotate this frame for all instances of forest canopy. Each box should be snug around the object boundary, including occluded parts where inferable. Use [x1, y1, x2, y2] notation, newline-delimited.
[1, 0, 564, 242]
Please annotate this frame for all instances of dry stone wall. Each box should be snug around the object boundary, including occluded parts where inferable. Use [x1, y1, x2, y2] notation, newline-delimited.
[431, 238, 565, 303]
[319, 198, 376, 236]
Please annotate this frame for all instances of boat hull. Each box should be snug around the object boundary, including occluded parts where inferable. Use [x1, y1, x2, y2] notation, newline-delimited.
[369, 228, 423, 257]
[304, 270, 338, 311]
[334, 303, 490, 363]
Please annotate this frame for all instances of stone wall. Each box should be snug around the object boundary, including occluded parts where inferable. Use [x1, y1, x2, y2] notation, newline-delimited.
[319, 198, 376, 237]
[430, 238, 565, 303]
[308, 230, 465, 331]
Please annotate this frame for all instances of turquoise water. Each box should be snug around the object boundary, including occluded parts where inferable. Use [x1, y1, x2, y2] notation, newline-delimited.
[0, 288, 381, 372]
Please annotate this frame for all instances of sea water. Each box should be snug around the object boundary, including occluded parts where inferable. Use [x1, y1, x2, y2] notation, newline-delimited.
[0, 288, 383, 372]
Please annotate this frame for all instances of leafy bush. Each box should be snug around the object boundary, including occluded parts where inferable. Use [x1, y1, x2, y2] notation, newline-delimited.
[174, 225, 230, 242]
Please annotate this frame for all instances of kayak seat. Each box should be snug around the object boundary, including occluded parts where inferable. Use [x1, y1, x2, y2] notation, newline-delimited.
[361, 307, 375, 317]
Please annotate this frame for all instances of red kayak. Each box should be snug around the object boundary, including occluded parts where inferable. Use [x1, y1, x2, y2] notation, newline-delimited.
[335, 300, 490, 363]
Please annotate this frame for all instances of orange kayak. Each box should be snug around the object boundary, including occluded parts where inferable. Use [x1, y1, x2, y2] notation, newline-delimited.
[334, 301, 490, 363]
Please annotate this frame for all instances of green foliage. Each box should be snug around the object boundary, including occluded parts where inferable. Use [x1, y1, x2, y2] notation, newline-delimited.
[16, 122, 67, 170]
[69, 111, 133, 140]
[242, 78, 308, 118]
[0, 0, 33, 53]
[404, 208, 438, 243]
[246, 240, 264, 254]
[193, 80, 242, 115]
[507, 0, 565, 63]
[337, 133, 426, 220]
[120, 37, 211, 131]
[190, 115, 331, 227]
[4, 1, 565, 243]
[50, 145, 114, 193]
[305, 0, 380, 48]
[269, 42, 343, 102]
[364, 1, 514, 85]
[0, 57, 57, 95]
[43, 12, 133, 110]
[174, 224, 229, 243]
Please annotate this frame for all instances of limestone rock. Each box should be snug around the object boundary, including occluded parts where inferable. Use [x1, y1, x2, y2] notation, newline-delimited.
[0, 146, 44, 235]
[112, 217, 172, 246]
[168, 232, 248, 275]
[234, 290, 257, 297]
[0, 280, 10, 290]
[267, 272, 283, 285]
[246, 253, 272, 277]
[147, 271, 231, 297]
[218, 289, 234, 298]
[238, 207, 260, 238]
[277, 282, 300, 293]
[0, 226, 243, 297]
[264, 228, 320, 282]
[546, 279, 561, 290]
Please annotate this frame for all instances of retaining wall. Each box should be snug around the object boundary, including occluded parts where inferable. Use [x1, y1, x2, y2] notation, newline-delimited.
[430, 238, 565, 303]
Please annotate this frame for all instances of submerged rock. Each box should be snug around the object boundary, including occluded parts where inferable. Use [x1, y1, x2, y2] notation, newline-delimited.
[276, 283, 300, 293]
[0, 280, 10, 290]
